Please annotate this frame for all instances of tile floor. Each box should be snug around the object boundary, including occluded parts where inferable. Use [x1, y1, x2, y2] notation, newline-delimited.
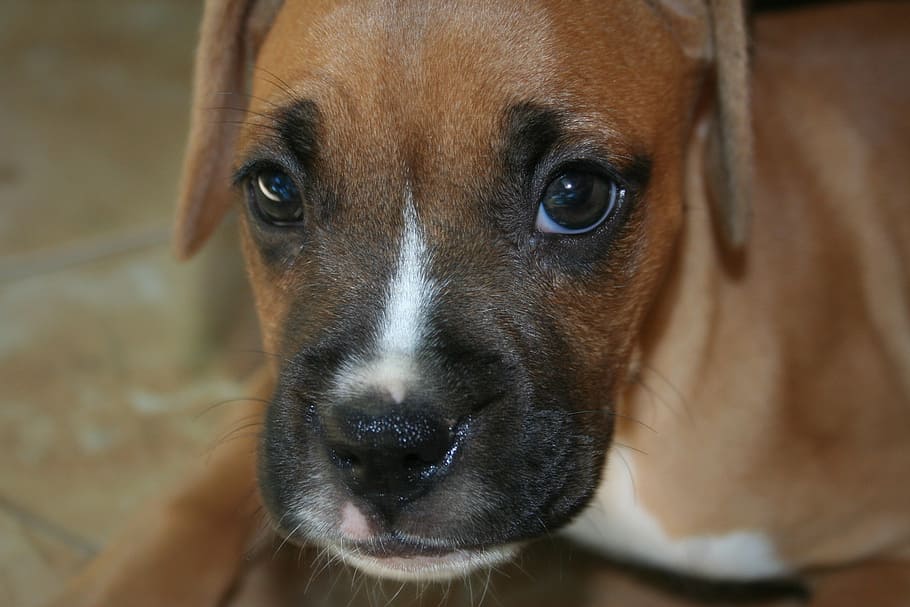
[0, 3, 260, 605]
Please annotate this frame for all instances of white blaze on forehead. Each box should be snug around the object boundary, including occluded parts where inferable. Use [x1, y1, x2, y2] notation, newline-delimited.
[331, 192, 435, 402]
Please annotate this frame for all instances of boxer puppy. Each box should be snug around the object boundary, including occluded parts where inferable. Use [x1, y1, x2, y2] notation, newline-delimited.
[53, 1, 910, 605]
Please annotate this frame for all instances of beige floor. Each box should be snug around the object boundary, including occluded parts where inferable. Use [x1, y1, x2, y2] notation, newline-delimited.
[0, 2, 260, 605]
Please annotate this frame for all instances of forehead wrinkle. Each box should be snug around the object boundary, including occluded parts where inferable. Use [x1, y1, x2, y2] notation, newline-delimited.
[300, 1, 560, 159]
[397, 4, 561, 147]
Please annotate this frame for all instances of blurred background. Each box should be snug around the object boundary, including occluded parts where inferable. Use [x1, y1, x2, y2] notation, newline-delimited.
[0, 3, 259, 605]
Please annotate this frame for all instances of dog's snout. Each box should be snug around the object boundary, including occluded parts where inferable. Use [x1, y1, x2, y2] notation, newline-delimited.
[324, 402, 458, 516]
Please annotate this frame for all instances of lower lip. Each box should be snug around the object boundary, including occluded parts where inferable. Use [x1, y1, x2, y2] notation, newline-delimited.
[332, 545, 517, 581]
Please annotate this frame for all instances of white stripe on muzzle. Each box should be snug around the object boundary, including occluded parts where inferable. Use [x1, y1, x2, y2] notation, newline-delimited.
[332, 192, 435, 403]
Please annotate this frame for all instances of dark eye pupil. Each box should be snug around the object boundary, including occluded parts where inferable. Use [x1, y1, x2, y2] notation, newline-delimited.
[542, 171, 612, 231]
[261, 171, 296, 202]
[253, 169, 303, 223]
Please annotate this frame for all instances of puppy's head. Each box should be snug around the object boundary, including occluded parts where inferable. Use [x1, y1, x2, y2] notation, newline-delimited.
[176, 0, 749, 580]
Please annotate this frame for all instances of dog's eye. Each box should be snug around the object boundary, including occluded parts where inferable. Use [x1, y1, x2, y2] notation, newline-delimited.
[250, 169, 303, 224]
[535, 171, 622, 234]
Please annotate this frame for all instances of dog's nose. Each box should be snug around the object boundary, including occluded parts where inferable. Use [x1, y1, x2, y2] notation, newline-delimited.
[323, 403, 457, 516]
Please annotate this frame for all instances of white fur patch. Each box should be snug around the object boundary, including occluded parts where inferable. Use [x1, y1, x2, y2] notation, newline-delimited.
[378, 196, 432, 358]
[333, 354, 417, 404]
[562, 447, 790, 580]
[331, 193, 434, 403]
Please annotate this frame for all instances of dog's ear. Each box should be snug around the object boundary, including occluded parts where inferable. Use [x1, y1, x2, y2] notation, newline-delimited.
[174, 0, 282, 260]
[704, 0, 751, 248]
[652, 0, 751, 248]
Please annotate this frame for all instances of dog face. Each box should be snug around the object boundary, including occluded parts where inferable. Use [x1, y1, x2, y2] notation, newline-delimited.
[179, 0, 746, 580]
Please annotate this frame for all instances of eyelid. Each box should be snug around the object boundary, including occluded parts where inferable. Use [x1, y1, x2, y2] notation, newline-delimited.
[231, 147, 305, 188]
[233, 160, 284, 188]
[539, 157, 628, 195]
[531, 138, 649, 195]
[232, 161, 267, 189]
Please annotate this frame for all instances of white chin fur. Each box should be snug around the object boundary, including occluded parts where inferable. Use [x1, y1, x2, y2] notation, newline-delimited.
[330, 544, 518, 582]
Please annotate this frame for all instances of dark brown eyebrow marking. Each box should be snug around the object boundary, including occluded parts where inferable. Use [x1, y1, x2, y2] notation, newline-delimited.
[274, 99, 321, 166]
[501, 102, 566, 176]
[500, 102, 652, 190]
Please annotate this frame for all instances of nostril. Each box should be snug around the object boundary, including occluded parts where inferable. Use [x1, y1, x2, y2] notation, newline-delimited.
[323, 407, 467, 512]
[402, 452, 424, 470]
[414, 429, 452, 465]
[401, 451, 439, 480]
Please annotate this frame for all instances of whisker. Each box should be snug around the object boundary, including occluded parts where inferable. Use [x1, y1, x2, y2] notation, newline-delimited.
[243, 514, 274, 562]
[613, 441, 648, 456]
[632, 373, 692, 428]
[232, 348, 283, 359]
[509, 553, 533, 582]
[212, 90, 281, 109]
[535, 515, 553, 541]
[612, 446, 638, 505]
[273, 519, 305, 558]
[210, 422, 264, 449]
[212, 119, 279, 131]
[608, 409, 658, 434]
[306, 545, 338, 594]
[193, 396, 268, 420]
[639, 364, 694, 424]
[226, 348, 285, 362]
[431, 579, 447, 607]
[325, 553, 347, 599]
[383, 581, 406, 607]
[224, 412, 266, 427]
[207, 433, 262, 451]
[466, 570, 474, 607]
[204, 105, 277, 123]
[478, 566, 493, 607]
[252, 64, 298, 98]
[222, 348, 302, 372]
[202, 439, 258, 466]
[341, 566, 363, 607]
[566, 408, 657, 434]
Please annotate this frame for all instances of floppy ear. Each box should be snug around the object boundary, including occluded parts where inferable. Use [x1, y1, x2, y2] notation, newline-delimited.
[652, 0, 752, 248]
[704, 0, 752, 248]
[174, 0, 282, 260]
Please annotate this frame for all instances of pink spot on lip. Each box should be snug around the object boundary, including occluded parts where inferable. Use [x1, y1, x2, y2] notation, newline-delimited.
[339, 501, 373, 541]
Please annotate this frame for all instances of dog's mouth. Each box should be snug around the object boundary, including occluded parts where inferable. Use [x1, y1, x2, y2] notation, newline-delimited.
[328, 537, 517, 581]
[273, 501, 521, 580]
[345, 536, 456, 558]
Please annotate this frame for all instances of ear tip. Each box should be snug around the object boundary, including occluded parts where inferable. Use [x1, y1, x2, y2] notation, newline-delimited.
[173, 184, 230, 260]
[172, 222, 202, 260]
[725, 204, 751, 249]
[721, 162, 752, 248]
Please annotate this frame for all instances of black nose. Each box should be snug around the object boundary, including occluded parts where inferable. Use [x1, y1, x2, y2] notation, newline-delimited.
[323, 404, 457, 517]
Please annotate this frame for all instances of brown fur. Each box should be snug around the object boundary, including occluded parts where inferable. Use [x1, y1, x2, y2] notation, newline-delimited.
[51, 1, 910, 605]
